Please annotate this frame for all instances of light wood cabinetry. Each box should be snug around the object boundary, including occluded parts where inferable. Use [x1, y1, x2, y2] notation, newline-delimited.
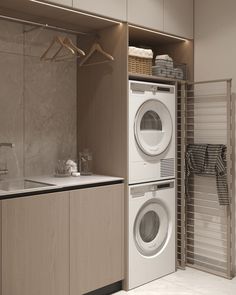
[0, 201, 2, 295]
[73, 0, 126, 21]
[1, 192, 70, 295]
[127, 0, 164, 31]
[164, 0, 194, 39]
[70, 184, 124, 295]
[127, 0, 193, 39]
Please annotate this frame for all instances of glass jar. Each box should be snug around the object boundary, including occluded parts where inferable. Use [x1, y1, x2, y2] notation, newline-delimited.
[79, 149, 92, 175]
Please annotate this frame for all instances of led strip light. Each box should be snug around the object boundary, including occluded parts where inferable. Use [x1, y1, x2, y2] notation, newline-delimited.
[29, 0, 122, 24]
[129, 24, 189, 42]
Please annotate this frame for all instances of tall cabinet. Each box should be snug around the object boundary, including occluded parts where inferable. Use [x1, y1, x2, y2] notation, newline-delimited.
[127, 0, 164, 31]
[164, 0, 194, 39]
[73, 0, 127, 21]
[127, 0, 193, 39]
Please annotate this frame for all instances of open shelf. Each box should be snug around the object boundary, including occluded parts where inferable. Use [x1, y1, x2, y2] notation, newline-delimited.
[128, 25, 194, 81]
[129, 73, 185, 85]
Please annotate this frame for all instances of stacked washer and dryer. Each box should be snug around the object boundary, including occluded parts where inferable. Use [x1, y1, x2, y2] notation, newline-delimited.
[127, 80, 176, 290]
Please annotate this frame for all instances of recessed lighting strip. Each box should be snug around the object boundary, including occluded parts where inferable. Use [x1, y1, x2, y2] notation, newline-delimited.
[29, 0, 121, 24]
[129, 24, 189, 42]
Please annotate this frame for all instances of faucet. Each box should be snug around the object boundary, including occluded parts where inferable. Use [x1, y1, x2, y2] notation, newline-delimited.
[0, 143, 15, 176]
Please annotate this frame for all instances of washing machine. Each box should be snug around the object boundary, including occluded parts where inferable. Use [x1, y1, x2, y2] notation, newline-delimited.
[129, 80, 176, 184]
[127, 179, 176, 290]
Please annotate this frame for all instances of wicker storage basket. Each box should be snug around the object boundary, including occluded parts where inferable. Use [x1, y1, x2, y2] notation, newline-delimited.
[128, 55, 152, 75]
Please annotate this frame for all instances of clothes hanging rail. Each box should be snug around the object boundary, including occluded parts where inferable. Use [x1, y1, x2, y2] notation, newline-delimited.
[177, 79, 235, 279]
[0, 14, 88, 36]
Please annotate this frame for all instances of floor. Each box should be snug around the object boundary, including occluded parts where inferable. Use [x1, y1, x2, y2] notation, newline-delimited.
[114, 268, 236, 295]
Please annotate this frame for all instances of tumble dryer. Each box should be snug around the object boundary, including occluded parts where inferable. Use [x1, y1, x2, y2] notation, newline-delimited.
[127, 180, 176, 290]
[129, 80, 176, 184]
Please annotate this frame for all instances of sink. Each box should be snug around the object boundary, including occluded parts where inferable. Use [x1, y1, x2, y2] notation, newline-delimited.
[0, 179, 55, 192]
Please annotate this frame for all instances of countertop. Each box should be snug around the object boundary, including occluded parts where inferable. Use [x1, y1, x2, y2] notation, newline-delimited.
[0, 174, 124, 200]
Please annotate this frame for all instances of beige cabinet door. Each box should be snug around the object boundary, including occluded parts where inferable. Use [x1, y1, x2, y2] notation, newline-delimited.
[41, 0, 72, 7]
[70, 184, 124, 295]
[128, 0, 164, 31]
[164, 0, 193, 39]
[1, 192, 70, 295]
[73, 0, 126, 21]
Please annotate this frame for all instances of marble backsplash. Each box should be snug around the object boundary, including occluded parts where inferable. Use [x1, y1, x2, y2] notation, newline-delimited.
[0, 20, 77, 178]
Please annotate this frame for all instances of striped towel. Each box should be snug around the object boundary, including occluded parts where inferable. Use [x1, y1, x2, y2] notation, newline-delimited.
[186, 144, 229, 206]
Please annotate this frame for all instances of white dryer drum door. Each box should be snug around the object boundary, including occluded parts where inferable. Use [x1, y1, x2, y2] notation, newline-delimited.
[134, 200, 169, 257]
[134, 99, 173, 156]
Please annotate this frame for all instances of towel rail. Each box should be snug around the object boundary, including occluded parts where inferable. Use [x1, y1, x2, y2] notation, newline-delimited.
[176, 79, 235, 279]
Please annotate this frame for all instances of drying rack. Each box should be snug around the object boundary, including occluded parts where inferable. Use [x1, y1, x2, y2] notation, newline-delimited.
[177, 79, 235, 279]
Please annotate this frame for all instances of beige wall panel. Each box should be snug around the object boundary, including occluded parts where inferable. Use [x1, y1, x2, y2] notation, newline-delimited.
[164, 0, 193, 39]
[128, 0, 164, 31]
[73, 0, 126, 21]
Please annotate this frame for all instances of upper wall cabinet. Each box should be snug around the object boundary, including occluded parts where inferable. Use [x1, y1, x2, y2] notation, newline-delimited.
[43, 0, 73, 7]
[163, 0, 193, 39]
[127, 0, 164, 32]
[73, 0, 126, 21]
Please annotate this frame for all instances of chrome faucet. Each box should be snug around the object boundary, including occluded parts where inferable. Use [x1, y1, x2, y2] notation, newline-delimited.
[0, 143, 15, 176]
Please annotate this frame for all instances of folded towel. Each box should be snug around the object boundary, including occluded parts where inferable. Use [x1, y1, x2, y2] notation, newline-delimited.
[174, 68, 184, 80]
[152, 66, 167, 77]
[155, 54, 173, 61]
[166, 68, 175, 78]
[155, 59, 173, 68]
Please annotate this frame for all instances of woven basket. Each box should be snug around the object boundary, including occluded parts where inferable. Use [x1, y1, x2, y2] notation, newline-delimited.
[128, 55, 152, 75]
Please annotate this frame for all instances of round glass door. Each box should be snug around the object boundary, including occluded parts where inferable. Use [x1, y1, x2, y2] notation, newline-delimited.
[134, 200, 169, 256]
[134, 99, 173, 156]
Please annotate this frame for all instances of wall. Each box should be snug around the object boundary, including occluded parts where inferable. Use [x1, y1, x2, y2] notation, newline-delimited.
[0, 19, 77, 178]
[194, 0, 236, 269]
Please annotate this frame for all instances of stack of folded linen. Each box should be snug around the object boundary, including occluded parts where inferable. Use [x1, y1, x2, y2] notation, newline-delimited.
[152, 54, 184, 80]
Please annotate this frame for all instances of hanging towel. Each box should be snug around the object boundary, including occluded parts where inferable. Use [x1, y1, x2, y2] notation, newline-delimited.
[185, 144, 229, 206]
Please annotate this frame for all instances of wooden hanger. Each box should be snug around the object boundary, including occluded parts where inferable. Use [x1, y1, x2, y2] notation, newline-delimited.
[63, 37, 85, 56]
[40, 36, 76, 61]
[52, 37, 86, 61]
[80, 41, 114, 66]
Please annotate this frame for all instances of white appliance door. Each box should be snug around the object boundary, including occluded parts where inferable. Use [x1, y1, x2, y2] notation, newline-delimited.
[134, 199, 169, 257]
[134, 99, 173, 156]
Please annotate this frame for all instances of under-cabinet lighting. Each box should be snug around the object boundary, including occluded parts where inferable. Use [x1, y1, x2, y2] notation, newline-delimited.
[129, 25, 189, 42]
[29, 0, 122, 25]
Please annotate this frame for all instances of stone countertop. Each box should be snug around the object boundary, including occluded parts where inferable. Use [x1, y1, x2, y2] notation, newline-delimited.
[0, 174, 124, 200]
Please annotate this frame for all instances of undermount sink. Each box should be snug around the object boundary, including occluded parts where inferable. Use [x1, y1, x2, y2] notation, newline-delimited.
[0, 179, 55, 192]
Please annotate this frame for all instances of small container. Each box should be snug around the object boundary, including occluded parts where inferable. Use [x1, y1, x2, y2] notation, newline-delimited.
[79, 149, 93, 175]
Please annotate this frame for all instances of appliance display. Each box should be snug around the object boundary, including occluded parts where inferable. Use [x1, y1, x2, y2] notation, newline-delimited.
[129, 80, 176, 184]
[127, 180, 176, 290]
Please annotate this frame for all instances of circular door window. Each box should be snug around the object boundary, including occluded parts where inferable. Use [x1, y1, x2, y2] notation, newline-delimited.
[134, 99, 173, 156]
[134, 200, 169, 257]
